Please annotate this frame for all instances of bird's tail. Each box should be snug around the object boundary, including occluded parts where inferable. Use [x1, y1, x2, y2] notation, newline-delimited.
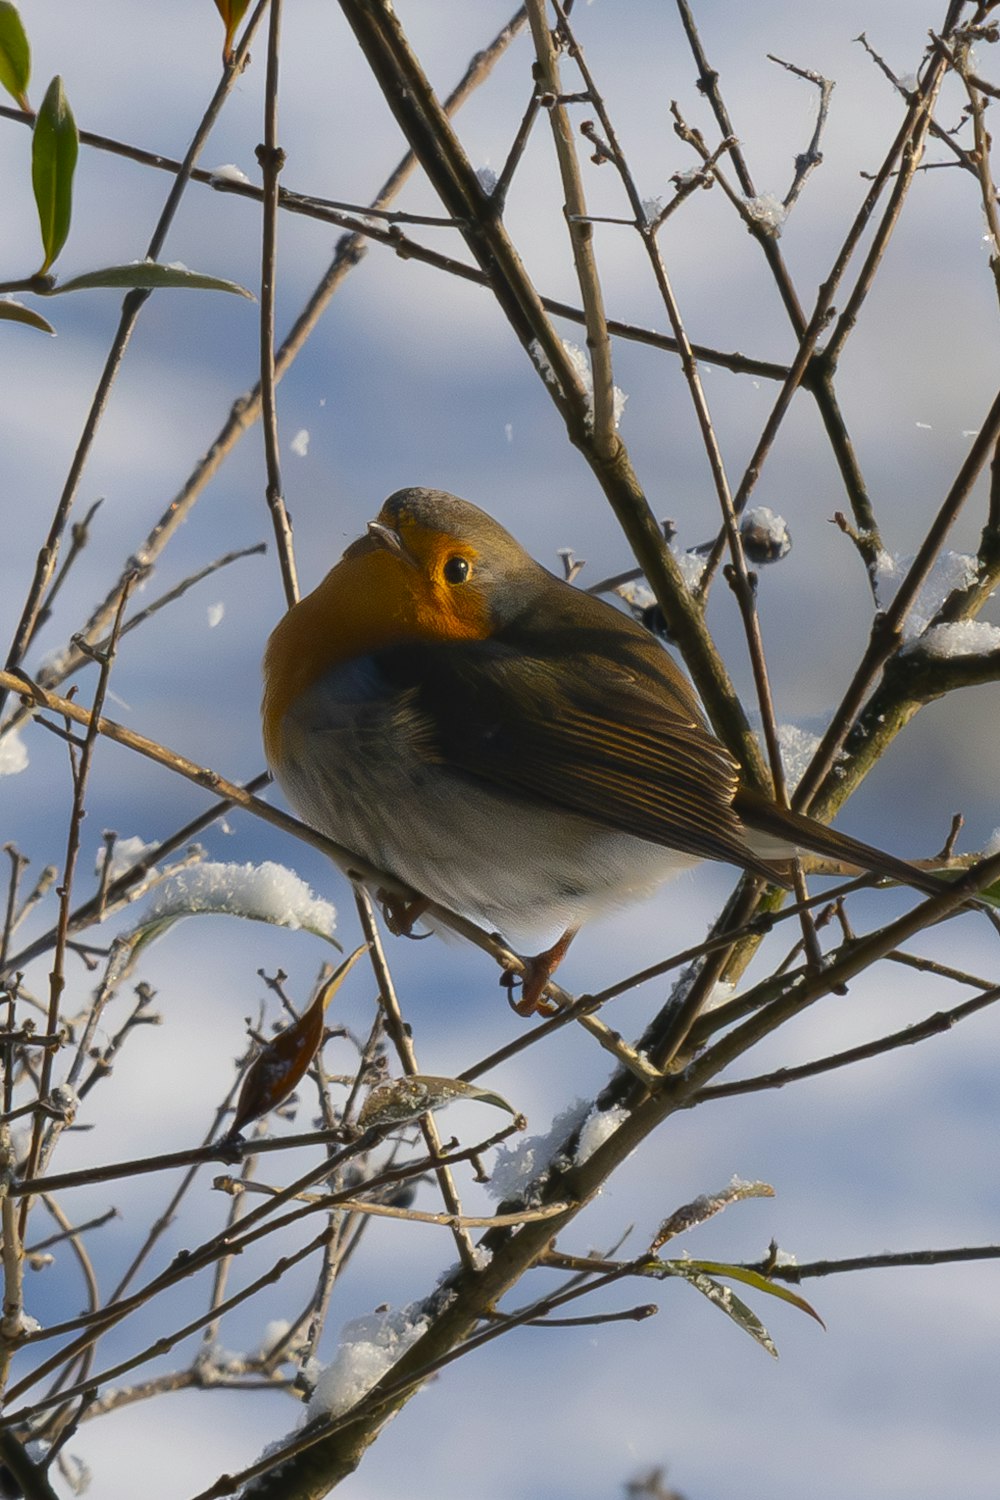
[733, 786, 944, 897]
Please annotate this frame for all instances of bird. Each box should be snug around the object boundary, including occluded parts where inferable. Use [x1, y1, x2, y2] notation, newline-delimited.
[262, 487, 935, 1016]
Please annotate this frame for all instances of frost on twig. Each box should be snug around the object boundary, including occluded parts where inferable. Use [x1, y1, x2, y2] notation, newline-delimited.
[529, 338, 628, 431]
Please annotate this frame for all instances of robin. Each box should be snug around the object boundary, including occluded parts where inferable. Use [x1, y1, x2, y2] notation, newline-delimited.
[262, 487, 932, 1015]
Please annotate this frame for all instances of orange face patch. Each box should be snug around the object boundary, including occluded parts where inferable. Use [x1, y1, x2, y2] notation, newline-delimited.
[261, 524, 491, 766]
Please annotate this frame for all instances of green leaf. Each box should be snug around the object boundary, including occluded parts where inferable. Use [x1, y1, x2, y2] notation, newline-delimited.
[684, 1260, 826, 1328]
[965, 875, 1000, 907]
[639, 1254, 825, 1356]
[213, 0, 250, 63]
[50, 262, 255, 299]
[358, 1075, 518, 1129]
[0, 297, 54, 335]
[0, 2, 30, 108]
[666, 1263, 779, 1358]
[31, 75, 77, 273]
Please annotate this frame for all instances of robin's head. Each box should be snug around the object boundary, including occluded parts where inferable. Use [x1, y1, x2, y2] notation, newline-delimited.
[355, 487, 545, 636]
[262, 489, 546, 764]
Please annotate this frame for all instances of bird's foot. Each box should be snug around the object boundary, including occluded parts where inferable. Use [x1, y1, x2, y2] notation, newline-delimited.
[501, 961, 560, 1017]
[378, 890, 431, 939]
[501, 927, 578, 1018]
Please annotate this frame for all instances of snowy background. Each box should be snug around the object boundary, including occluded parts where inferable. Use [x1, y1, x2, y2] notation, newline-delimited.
[1, 2, 999, 1497]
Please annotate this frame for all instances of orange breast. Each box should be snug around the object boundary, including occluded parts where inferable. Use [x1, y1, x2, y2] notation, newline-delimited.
[261, 541, 490, 767]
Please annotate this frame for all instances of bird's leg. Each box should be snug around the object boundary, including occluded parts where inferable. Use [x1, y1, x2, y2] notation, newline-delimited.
[502, 927, 579, 1017]
[377, 889, 431, 939]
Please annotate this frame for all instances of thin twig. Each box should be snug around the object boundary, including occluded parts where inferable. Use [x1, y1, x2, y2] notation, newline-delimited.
[766, 55, 835, 211]
[354, 889, 476, 1268]
[689, 982, 1000, 1103]
[528, 0, 617, 451]
[0, 2, 269, 717]
[795, 384, 1000, 811]
[762, 1243, 1000, 1281]
[0, 847, 28, 975]
[19, 577, 139, 1239]
[10, 6, 529, 715]
[257, 0, 298, 609]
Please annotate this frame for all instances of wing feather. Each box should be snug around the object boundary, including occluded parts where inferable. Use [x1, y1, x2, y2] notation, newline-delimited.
[377, 631, 780, 879]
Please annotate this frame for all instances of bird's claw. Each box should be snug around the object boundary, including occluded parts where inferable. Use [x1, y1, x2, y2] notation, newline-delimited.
[500, 961, 560, 1018]
[378, 890, 431, 939]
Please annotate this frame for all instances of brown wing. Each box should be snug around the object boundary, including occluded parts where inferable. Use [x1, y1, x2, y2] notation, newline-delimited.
[378, 622, 777, 879]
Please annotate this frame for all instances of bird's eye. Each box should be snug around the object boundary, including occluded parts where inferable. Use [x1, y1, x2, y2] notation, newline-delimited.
[443, 555, 471, 585]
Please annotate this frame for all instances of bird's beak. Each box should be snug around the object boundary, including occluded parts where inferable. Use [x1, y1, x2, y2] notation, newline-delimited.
[366, 519, 419, 568]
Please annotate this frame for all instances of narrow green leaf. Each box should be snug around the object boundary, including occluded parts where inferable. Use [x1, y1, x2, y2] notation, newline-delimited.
[50, 262, 255, 299]
[964, 875, 1000, 907]
[0, 2, 30, 108]
[213, 0, 250, 63]
[655, 1262, 779, 1357]
[31, 75, 77, 272]
[684, 1260, 826, 1328]
[0, 297, 54, 335]
[913, 863, 1000, 908]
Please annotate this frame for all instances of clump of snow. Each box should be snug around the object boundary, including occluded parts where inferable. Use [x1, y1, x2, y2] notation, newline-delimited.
[199, 1343, 244, 1380]
[700, 980, 737, 1015]
[640, 196, 663, 224]
[615, 546, 706, 623]
[486, 1099, 590, 1202]
[0, 728, 28, 776]
[872, 549, 977, 638]
[210, 163, 250, 186]
[207, 602, 225, 628]
[528, 339, 557, 387]
[776, 723, 821, 792]
[528, 339, 627, 430]
[905, 620, 1000, 658]
[744, 192, 787, 235]
[982, 828, 1000, 857]
[740, 505, 790, 562]
[616, 579, 656, 616]
[144, 861, 336, 936]
[98, 834, 158, 881]
[476, 165, 497, 194]
[289, 428, 309, 458]
[575, 1102, 628, 1165]
[307, 1303, 430, 1419]
[562, 340, 628, 430]
[673, 547, 707, 591]
[561, 341, 595, 397]
[772, 1247, 799, 1268]
[257, 1319, 295, 1360]
[727, 1173, 757, 1192]
[48, 1083, 78, 1120]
